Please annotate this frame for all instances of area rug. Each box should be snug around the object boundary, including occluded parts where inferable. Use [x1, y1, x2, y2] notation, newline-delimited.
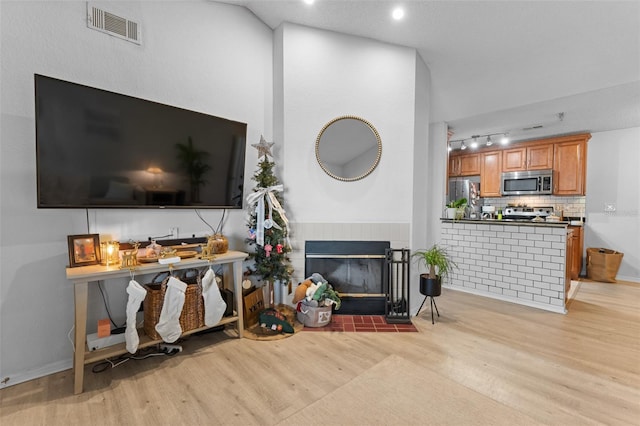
[301, 315, 418, 332]
[278, 355, 539, 425]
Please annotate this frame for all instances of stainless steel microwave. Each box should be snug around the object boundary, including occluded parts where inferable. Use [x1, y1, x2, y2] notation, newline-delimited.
[501, 170, 553, 195]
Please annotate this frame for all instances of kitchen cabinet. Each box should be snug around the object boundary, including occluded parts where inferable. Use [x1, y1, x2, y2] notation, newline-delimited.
[566, 229, 574, 303]
[449, 152, 480, 176]
[502, 143, 554, 172]
[480, 150, 502, 197]
[554, 136, 588, 195]
[446, 133, 589, 196]
[569, 225, 584, 279]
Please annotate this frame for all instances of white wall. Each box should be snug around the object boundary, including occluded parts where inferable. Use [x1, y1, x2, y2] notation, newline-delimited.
[0, 0, 272, 387]
[278, 23, 417, 224]
[410, 54, 433, 313]
[585, 127, 640, 281]
[426, 122, 449, 246]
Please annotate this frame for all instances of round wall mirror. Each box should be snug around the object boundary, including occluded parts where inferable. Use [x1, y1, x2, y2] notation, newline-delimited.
[315, 115, 382, 182]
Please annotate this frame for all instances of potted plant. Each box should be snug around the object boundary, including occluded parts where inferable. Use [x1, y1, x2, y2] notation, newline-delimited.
[446, 197, 467, 219]
[412, 244, 458, 298]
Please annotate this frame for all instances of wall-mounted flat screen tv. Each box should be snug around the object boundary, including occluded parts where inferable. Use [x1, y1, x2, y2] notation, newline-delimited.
[35, 74, 246, 209]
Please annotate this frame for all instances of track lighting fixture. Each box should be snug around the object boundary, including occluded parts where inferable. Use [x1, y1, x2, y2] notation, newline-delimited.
[448, 132, 508, 151]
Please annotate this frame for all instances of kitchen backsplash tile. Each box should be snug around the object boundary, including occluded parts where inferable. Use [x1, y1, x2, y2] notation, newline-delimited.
[483, 196, 585, 219]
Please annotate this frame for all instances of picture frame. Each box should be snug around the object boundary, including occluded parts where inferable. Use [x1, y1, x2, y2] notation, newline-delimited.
[67, 234, 101, 267]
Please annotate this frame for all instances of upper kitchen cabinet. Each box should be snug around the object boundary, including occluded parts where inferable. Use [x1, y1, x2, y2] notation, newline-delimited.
[480, 150, 502, 197]
[502, 143, 554, 172]
[449, 152, 481, 176]
[553, 134, 590, 195]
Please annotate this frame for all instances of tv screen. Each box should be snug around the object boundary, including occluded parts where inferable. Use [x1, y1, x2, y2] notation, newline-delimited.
[35, 74, 246, 209]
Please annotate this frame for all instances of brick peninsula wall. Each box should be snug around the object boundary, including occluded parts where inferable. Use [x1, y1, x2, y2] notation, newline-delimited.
[440, 220, 569, 313]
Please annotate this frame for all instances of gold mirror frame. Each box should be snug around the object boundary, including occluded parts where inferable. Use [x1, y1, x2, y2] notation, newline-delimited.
[315, 115, 382, 182]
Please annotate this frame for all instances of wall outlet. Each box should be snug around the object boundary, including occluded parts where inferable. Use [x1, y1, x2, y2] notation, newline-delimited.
[170, 227, 179, 238]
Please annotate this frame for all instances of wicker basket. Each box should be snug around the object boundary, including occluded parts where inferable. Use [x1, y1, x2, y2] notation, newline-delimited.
[143, 269, 205, 340]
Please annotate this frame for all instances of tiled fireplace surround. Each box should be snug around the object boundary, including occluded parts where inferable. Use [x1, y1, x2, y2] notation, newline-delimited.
[286, 223, 411, 296]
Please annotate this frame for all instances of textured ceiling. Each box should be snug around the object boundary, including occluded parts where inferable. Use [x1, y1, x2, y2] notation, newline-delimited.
[218, 0, 640, 143]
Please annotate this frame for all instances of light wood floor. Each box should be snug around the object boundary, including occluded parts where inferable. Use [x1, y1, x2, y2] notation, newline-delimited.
[1, 279, 638, 425]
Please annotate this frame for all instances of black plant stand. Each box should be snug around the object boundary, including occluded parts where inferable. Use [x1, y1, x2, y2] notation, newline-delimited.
[418, 274, 441, 324]
[418, 295, 440, 324]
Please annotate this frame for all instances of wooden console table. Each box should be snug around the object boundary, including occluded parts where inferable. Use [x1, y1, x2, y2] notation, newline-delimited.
[66, 250, 248, 394]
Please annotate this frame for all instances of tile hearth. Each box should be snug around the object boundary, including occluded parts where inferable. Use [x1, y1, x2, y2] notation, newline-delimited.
[301, 315, 417, 332]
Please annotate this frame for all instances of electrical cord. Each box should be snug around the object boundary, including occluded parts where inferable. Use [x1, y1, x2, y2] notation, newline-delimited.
[91, 345, 180, 373]
[150, 233, 173, 240]
[67, 325, 75, 352]
[98, 281, 126, 329]
[195, 209, 226, 235]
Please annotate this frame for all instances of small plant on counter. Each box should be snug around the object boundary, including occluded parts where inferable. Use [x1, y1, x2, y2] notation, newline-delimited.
[446, 197, 467, 209]
[446, 197, 467, 219]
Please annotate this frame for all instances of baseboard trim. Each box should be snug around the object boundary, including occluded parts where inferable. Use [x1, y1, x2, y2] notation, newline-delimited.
[0, 359, 71, 389]
[615, 275, 640, 284]
[443, 285, 567, 314]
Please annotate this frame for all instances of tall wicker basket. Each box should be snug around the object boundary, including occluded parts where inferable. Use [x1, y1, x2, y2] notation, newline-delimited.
[143, 269, 205, 340]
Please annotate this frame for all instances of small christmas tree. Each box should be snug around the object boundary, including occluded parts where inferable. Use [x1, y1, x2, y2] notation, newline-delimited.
[246, 136, 293, 285]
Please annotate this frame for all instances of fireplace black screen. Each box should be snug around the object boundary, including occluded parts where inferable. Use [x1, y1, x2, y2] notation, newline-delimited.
[304, 241, 390, 314]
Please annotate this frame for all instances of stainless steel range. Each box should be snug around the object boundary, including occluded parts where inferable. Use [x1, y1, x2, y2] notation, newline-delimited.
[502, 206, 554, 221]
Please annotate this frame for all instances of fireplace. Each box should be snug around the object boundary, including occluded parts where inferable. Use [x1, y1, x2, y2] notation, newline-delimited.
[305, 240, 390, 315]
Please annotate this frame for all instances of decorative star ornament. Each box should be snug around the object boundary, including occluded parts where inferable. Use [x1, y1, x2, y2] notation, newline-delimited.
[252, 135, 274, 158]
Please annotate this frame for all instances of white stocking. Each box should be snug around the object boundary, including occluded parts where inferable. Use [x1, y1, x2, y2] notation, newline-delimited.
[201, 269, 227, 327]
[155, 276, 187, 343]
[125, 280, 147, 354]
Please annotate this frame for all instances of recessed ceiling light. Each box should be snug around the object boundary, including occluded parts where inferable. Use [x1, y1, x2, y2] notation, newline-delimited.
[392, 7, 405, 20]
[303, 0, 315, 5]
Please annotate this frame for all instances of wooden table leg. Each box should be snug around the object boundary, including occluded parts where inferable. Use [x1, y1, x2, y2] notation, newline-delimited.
[232, 260, 244, 338]
[73, 281, 88, 394]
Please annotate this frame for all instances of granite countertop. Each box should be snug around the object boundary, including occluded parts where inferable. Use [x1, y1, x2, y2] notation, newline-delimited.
[440, 218, 571, 227]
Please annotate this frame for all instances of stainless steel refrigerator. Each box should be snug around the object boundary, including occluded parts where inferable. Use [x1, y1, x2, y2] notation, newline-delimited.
[448, 176, 483, 217]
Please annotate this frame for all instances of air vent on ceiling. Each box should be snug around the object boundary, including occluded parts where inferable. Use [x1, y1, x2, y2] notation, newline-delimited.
[522, 124, 544, 131]
[87, 3, 141, 45]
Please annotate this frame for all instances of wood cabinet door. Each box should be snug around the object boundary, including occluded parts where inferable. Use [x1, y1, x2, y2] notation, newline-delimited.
[570, 226, 583, 279]
[527, 144, 554, 170]
[565, 229, 574, 302]
[502, 144, 553, 171]
[448, 156, 459, 176]
[502, 147, 526, 171]
[459, 153, 481, 176]
[554, 140, 586, 195]
[480, 151, 502, 197]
